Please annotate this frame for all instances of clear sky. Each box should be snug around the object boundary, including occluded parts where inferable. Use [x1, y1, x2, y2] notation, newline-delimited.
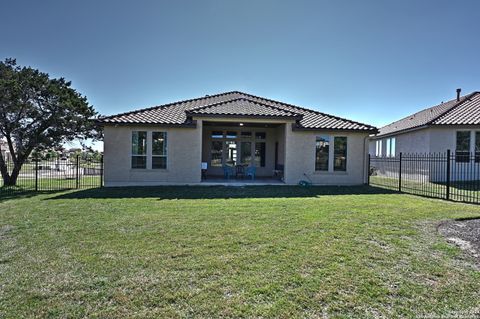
[2, 0, 480, 142]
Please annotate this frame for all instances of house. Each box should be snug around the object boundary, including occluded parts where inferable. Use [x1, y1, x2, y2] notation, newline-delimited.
[99, 91, 377, 186]
[369, 89, 480, 182]
[369, 89, 480, 157]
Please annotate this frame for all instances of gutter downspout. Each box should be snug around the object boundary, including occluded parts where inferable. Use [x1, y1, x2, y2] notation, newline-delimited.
[363, 135, 372, 184]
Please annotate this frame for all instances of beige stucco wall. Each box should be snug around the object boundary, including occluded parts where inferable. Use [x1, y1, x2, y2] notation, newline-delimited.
[104, 122, 203, 186]
[370, 125, 480, 155]
[429, 126, 480, 153]
[104, 119, 369, 186]
[369, 129, 431, 156]
[284, 127, 369, 185]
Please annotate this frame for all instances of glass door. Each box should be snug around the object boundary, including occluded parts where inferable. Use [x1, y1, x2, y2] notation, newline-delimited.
[225, 141, 237, 166]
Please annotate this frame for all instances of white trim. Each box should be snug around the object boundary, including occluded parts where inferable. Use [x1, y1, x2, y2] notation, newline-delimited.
[315, 134, 348, 172]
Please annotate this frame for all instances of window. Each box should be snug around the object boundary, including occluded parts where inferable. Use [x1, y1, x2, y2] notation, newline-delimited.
[211, 141, 223, 167]
[476, 132, 480, 163]
[255, 142, 266, 167]
[241, 131, 252, 138]
[211, 131, 223, 138]
[131, 131, 147, 169]
[390, 138, 396, 157]
[152, 132, 167, 169]
[240, 142, 252, 165]
[375, 140, 382, 157]
[334, 136, 347, 171]
[386, 138, 396, 157]
[226, 131, 237, 139]
[456, 131, 470, 163]
[315, 135, 329, 171]
[255, 132, 266, 140]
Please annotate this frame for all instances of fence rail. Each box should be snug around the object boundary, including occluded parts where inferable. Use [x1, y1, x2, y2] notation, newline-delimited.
[369, 150, 480, 204]
[0, 155, 103, 195]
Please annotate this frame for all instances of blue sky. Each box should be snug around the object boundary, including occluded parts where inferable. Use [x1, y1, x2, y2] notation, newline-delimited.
[2, 0, 480, 142]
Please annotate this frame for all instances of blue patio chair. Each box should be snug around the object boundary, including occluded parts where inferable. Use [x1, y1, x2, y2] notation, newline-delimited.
[223, 165, 235, 179]
[246, 166, 256, 180]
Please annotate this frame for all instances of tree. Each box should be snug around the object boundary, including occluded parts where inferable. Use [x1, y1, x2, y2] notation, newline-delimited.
[0, 58, 99, 186]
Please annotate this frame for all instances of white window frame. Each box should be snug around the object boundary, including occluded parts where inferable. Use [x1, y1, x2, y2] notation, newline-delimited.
[375, 140, 382, 157]
[455, 130, 473, 163]
[131, 130, 168, 169]
[315, 135, 330, 171]
[315, 135, 347, 172]
[385, 138, 396, 157]
[131, 131, 148, 169]
[390, 138, 396, 157]
[333, 136, 348, 171]
[152, 131, 168, 169]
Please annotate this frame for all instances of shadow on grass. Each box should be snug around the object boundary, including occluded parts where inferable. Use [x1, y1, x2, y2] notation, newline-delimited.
[0, 189, 64, 202]
[48, 185, 399, 200]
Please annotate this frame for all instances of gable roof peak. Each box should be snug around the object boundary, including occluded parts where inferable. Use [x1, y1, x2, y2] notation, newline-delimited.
[99, 90, 377, 131]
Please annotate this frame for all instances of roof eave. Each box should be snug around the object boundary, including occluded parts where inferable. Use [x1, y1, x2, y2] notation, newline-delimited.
[97, 120, 198, 128]
[187, 113, 303, 121]
[292, 123, 378, 133]
[372, 124, 429, 139]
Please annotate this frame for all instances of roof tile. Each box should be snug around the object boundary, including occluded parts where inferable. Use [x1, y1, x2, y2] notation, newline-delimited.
[99, 91, 376, 131]
[377, 92, 480, 136]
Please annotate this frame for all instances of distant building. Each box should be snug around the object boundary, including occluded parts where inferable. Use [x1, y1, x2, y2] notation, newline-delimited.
[0, 139, 12, 161]
[370, 89, 480, 157]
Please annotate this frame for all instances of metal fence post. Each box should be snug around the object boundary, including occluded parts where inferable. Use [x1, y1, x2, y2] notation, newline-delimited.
[35, 159, 39, 191]
[398, 152, 402, 192]
[100, 155, 104, 187]
[446, 149, 451, 200]
[76, 155, 80, 189]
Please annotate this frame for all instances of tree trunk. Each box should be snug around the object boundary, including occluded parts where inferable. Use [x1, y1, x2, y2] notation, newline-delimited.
[0, 156, 11, 186]
[5, 164, 21, 186]
[0, 160, 23, 187]
[1, 136, 33, 187]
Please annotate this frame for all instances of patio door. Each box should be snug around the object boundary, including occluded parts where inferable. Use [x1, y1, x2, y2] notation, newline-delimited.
[225, 141, 237, 166]
[223, 141, 254, 166]
[240, 141, 252, 165]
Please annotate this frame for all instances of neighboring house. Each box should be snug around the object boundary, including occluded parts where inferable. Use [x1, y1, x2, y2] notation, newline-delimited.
[98, 91, 377, 186]
[369, 90, 480, 157]
[369, 89, 480, 182]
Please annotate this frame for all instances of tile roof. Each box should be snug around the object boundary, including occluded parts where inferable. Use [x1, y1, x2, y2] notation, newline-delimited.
[99, 91, 377, 131]
[432, 93, 480, 125]
[186, 98, 301, 118]
[377, 92, 480, 137]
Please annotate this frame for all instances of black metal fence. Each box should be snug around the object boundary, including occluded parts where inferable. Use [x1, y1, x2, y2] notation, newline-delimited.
[0, 155, 103, 195]
[369, 150, 480, 204]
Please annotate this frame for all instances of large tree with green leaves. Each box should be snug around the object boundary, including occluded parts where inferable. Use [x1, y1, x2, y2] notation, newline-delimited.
[0, 58, 99, 186]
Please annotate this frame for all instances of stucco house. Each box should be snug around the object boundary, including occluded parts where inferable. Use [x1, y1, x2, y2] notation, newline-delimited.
[369, 90, 480, 157]
[99, 91, 377, 186]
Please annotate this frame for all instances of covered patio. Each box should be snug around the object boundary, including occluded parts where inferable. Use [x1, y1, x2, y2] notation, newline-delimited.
[200, 120, 287, 183]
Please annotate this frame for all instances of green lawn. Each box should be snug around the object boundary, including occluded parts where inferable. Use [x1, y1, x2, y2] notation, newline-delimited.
[1, 186, 480, 318]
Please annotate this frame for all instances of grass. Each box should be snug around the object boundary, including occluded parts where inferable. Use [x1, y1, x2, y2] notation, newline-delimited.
[1, 186, 480, 318]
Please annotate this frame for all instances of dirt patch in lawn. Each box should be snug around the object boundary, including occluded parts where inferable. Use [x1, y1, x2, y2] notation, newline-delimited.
[438, 218, 480, 262]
